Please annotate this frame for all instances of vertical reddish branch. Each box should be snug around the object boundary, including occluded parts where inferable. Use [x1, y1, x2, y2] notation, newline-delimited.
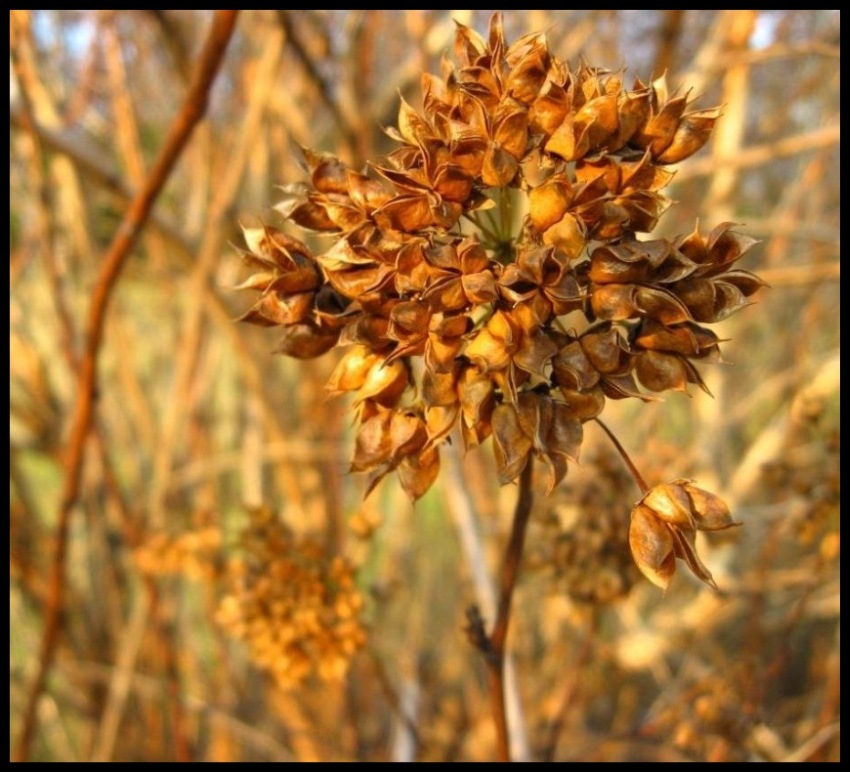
[487, 459, 535, 762]
[13, 10, 239, 762]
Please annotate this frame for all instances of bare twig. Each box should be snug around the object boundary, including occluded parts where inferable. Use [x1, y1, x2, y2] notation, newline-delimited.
[10, 103, 127, 196]
[146, 19, 294, 526]
[9, 17, 78, 372]
[364, 650, 422, 758]
[102, 11, 172, 271]
[487, 459, 535, 762]
[686, 40, 840, 78]
[540, 613, 599, 761]
[783, 722, 840, 763]
[755, 262, 840, 286]
[697, 10, 757, 481]
[61, 15, 101, 125]
[12, 11, 239, 761]
[593, 418, 648, 495]
[675, 124, 841, 182]
[11, 96, 321, 472]
[9, 104, 197, 257]
[158, 593, 193, 762]
[744, 217, 839, 246]
[89, 593, 152, 762]
[706, 10, 757, 221]
[276, 10, 357, 160]
[145, 10, 192, 81]
[9, 9, 94, 261]
[653, 10, 684, 76]
[66, 660, 296, 761]
[728, 352, 839, 507]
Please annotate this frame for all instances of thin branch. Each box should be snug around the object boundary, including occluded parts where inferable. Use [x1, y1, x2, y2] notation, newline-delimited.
[145, 20, 297, 527]
[540, 613, 599, 761]
[9, 17, 78, 372]
[653, 9, 684, 76]
[675, 124, 841, 182]
[698, 10, 757, 477]
[727, 352, 839, 507]
[486, 459, 535, 763]
[744, 217, 839, 246]
[275, 10, 357, 160]
[89, 593, 152, 762]
[365, 649, 422, 756]
[10, 92, 363, 462]
[9, 103, 196, 256]
[145, 10, 192, 82]
[683, 40, 841, 79]
[65, 660, 296, 761]
[593, 418, 649, 495]
[10, 103, 127, 194]
[10, 10, 94, 261]
[756, 261, 840, 287]
[783, 722, 841, 763]
[12, 11, 239, 762]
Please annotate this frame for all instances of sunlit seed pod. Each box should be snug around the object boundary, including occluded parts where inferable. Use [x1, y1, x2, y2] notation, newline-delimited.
[642, 483, 695, 526]
[629, 503, 676, 590]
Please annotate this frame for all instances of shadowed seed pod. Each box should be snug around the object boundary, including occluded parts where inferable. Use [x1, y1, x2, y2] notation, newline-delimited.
[540, 451, 640, 604]
[236, 12, 763, 530]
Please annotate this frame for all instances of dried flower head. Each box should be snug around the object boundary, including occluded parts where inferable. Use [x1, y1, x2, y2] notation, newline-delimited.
[236, 14, 763, 509]
[216, 508, 366, 686]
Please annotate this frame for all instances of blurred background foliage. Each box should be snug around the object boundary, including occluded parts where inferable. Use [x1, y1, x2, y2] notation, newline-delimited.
[9, 10, 839, 762]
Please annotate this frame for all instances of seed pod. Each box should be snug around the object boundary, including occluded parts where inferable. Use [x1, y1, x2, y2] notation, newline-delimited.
[629, 503, 677, 590]
[630, 480, 737, 590]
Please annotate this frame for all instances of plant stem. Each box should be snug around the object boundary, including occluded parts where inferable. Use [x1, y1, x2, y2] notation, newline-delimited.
[498, 185, 509, 241]
[487, 458, 535, 762]
[463, 212, 501, 244]
[593, 418, 649, 494]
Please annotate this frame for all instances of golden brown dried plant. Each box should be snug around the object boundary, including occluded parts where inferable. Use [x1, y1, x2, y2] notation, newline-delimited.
[236, 15, 763, 590]
[133, 524, 222, 582]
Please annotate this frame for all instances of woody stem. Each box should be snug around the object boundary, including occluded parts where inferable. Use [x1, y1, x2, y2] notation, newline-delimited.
[487, 457, 535, 762]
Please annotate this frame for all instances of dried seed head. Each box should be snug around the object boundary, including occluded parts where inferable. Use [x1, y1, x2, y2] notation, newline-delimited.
[235, 13, 762, 505]
[629, 502, 678, 590]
